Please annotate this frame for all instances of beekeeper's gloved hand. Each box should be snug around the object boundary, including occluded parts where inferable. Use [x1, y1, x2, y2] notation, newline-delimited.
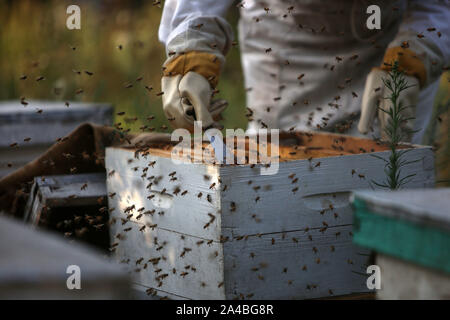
[358, 48, 425, 141]
[161, 51, 227, 132]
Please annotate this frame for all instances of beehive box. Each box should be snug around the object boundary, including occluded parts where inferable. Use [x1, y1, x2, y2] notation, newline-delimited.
[0, 215, 130, 299]
[0, 100, 112, 178]
[23, 173, 110, 251]
[105, 131, 434, 299]
[351, 189, 450, 299]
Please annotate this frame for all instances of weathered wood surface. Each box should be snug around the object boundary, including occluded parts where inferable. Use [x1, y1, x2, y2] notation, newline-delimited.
[106, 148, 222, 241]
[219, 147, 434, 236]
[24, 173, 107, 225]
[0, 100, 113, 147]
[0, 215, 129, 299]
[105, 134, 434, 300]
[352, 188, 450, 231]
[376, 254, 450, 300]
[111, 219, 225, 299]
[222, 225, 369, 299]
[0, 100, 112, 177]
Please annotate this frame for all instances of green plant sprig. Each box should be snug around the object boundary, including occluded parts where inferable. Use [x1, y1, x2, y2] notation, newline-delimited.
[371, 61, 419, 190]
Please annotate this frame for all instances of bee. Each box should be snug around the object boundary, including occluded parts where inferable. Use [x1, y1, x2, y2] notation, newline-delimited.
[181, 190, 188, 196]
[36, 76, 45, 81]
[84, 70, 93, 76]
[292, 237, 298, 243]
[75, 88, 84, 95]
[352, 91, 358, 98]
[218, 282, 224, 288]
[271, 238, 275, 245]
[139, 225, 146, 232]
[358, 174, 365, 179]
[180, 272, 189, 277]
[292, 187, 298, 193]
[156, 91, 164, 96]
[297, 74, 305, 80]
[109, 192, 116, 198]
[417, 33, 424, 39]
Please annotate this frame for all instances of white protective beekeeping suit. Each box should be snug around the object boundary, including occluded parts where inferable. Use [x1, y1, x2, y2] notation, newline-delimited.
[159, 0, 449, 144]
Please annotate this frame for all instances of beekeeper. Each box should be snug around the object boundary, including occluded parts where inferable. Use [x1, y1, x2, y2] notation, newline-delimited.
[158, 0, 449, 144]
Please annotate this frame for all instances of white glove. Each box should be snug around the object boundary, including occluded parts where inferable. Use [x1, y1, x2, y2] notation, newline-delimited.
[162, 72, 227, 131]
[358, 69, 420, 142]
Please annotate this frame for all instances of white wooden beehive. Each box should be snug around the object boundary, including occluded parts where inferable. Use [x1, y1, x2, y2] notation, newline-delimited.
[105, 131, 434, 299]
[0, 100, 112, 178]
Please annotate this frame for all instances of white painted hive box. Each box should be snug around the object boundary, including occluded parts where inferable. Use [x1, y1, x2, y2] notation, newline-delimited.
[0, 100, 113, 178]
[105, 131, 434, 299]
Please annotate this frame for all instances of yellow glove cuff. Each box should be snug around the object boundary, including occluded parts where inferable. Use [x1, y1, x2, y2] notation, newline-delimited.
[163, 51, 221, 88]
[378, 47, 426, 87]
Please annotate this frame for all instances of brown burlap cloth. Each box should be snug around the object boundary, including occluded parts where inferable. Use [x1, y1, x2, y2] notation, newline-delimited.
[0, 123, 171, 217]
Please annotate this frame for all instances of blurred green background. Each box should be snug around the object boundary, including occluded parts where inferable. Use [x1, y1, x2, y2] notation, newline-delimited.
[0, 0, 448, 185]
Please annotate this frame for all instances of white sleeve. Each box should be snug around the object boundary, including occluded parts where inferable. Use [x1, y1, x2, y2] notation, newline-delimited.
[388, 0, 450, 86]
[158, 0, 235, 65]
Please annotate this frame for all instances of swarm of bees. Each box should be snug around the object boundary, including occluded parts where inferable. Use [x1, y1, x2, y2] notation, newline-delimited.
[6, 1, 438, 300]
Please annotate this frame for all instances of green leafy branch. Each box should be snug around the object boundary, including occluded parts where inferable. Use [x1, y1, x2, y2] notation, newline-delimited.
[371, 61, 419, 190]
